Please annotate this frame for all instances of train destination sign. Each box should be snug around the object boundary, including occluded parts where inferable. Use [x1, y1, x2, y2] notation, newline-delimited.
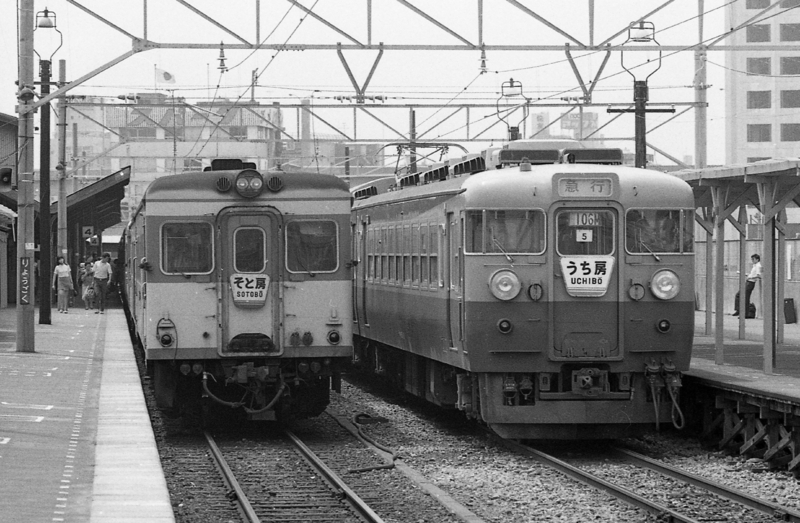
[230, 273, 270, 306]
[560, 255, 615, 297]
[557, 177, 613, 198]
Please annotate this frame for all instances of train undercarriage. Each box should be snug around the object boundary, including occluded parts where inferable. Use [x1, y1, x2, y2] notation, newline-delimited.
[354, 338, 684, 440]
[149, 359, 342, 422]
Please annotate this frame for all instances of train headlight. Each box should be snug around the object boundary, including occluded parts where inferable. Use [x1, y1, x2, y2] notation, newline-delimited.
[159, 333, 174, 346]
[234, 170, 264, 198]
[327, 330, 341, 345]
[488, 269, 521, 301]
[650, 270, 680, 300]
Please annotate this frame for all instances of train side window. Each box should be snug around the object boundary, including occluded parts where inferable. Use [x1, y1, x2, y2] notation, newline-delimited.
[556, 210, 614, 256]
[682, 210, 695, 253]
[403, 225, 411, 286]
[412, 224, 421, 285]
[430, 225, 440, 288]
[466, 209, 545, 254]
[286, 220, 338, 273]
[421, 224, 430, 286]
[161, 222, 213, 274]
[626, 209, 684, 254]
[388, 225, 395, 284]
[234, 227, 266, 273]
[367, 227, 375, 282]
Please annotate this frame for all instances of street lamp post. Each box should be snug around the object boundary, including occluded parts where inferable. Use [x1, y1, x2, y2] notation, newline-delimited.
[34, 8, 62, 325]
[608, 21, 673, 169]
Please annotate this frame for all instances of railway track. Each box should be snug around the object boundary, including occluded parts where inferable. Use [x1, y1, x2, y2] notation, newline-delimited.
[204, 429, 383, 523]
[497, 437, 800, 523]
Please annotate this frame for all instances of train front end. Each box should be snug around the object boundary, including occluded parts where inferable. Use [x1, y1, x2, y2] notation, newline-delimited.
[127, 166, 353, 421]
[461, 150, 695, 439]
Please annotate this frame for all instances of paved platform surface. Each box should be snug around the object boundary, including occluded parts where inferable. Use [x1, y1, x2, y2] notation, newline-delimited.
[686, 310, 800, 403]
[0, 301, 173, 523]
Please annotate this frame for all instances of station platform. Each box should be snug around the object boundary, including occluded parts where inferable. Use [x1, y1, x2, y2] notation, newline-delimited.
[0, 302, 174, 522]
[688, 310, 800, 400]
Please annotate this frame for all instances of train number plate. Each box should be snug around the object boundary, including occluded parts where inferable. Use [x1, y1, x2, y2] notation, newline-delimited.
[557, 177, 613, 197]
[559, 256, 615, 297]
[230, 273, 270, 306]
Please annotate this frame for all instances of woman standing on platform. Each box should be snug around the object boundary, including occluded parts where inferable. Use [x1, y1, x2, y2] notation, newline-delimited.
[52, 256, 75, 314]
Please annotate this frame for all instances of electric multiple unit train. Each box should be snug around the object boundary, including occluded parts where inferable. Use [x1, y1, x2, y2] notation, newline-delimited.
[350, 142, 695, 439]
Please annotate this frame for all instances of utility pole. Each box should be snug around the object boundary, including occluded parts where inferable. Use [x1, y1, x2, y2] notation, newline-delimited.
[409, 109, 416, 174]
[17, 0, 36, 352]
[607, 81, 674, 168]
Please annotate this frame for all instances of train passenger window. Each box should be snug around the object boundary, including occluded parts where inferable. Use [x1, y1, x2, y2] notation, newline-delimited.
[234, 227, 266, 273]
[626, 209, 687, 254]
[161, 222, 213, 274]
[466, 210, 546, 254]
[556, 210, 614, 256]
[421, 224, 430, 285]
[286, 220, 338, 273]
[430, 225, 440, 287]
[412, 224, 421, 284]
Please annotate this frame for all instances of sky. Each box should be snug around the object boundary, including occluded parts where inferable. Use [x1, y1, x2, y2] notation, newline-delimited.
[0, 0, 736, 166]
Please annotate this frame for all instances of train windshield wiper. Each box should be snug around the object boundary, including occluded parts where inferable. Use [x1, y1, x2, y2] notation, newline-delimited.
[640, 242, 661, 262]
[492, 237, 514, 264]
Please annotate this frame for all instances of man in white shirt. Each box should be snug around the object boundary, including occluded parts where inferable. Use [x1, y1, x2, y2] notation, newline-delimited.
[734, 254, 762, 317]
[92, 252, 112, 314]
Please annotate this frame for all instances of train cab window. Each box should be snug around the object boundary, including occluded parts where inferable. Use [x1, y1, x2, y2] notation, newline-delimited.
[286, 220, 338, 273]
[161, 222, 213, 274]
[556, 210, 614, 256]
[234, 227, 266, 273]
[626, 209, 689, 254]
[466, 210, 546, 254]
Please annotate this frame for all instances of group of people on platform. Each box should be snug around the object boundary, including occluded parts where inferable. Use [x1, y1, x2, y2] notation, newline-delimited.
[51, 252, 114, 314]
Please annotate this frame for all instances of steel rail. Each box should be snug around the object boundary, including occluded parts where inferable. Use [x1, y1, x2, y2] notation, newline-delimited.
[612, 446, 800, 522]
[284, 429, 386, 523]
[497, 438, 703, 523]
[204, 431, 261, 523]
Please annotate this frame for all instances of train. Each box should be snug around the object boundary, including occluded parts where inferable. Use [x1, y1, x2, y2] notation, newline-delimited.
[350, 140, 695, 439]
[121, 159, 353, 421]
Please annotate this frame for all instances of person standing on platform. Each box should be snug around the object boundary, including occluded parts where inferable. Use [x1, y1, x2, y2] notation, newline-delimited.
[80, 261, 95, 310]
[734, 254, 763, 317]
[92, 252, 112, 315]
[52, 256, 75, 314]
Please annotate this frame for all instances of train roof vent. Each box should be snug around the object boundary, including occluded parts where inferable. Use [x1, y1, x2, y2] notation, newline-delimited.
[499, 149, 560, 166]
[561, 148, 623, 165]
[423, 165, 449, 184]
[211, 158, 244, 171]
[353, 185, 378, 200]
[451, 155, 486, 176]
[399, 172, 420, 188]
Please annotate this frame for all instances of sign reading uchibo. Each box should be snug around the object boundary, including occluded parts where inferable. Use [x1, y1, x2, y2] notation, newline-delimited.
[229, 273, 270, 306]
[560, 256, 615, 297]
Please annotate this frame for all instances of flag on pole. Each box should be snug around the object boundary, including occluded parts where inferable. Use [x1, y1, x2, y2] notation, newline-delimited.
[155, 67, 176, 84]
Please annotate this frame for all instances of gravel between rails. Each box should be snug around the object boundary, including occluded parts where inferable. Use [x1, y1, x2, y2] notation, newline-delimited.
[335, 376, 800, 523]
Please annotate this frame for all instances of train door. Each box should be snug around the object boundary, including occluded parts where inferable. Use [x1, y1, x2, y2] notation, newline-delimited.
[218, 209, 280, 356]
[446, 212, 463, 349]
[551, 207, 620, 359]
[355, 218, 369, 332]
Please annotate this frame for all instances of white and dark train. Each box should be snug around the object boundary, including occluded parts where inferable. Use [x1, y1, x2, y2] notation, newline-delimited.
[122, 159, 353, 421]
[351, 142, 695, 439]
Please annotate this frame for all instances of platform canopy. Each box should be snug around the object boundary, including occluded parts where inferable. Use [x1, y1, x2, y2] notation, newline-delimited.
[50, 166, 131, 234]
[672, 159, 800, 374]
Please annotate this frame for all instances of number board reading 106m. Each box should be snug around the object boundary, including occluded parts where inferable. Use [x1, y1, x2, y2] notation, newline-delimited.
[569, 212, 602, 227]
[557, 178, 612, 197]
